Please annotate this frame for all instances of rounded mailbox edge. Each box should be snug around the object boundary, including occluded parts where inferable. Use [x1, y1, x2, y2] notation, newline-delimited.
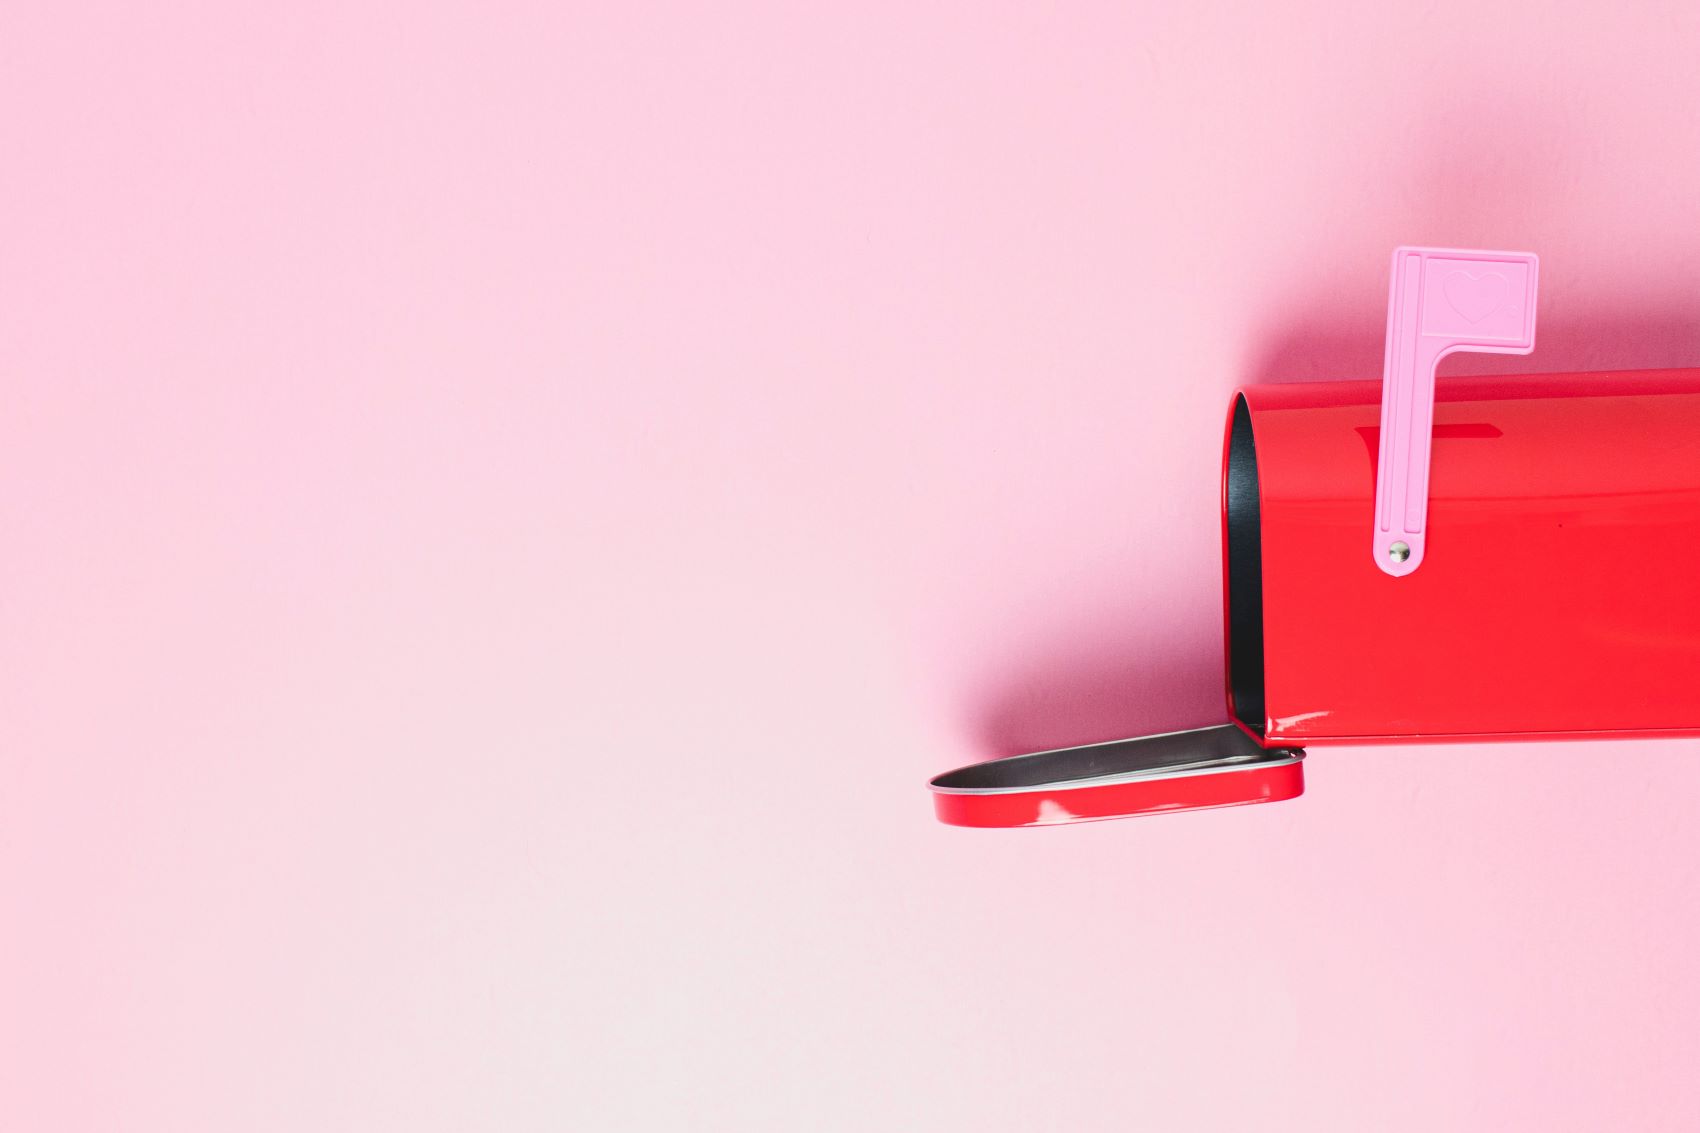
[927, 726, 1306, 828]
[931, 760, 1303, 828]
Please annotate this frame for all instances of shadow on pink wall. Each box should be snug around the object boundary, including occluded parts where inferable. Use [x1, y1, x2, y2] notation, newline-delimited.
[966, 609, 1225, 760]
[1247, 309, 1700, 387]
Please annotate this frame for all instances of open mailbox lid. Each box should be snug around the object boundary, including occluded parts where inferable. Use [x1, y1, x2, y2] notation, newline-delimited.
[924, 388, 1300, 828]
[923, 380, 1297, 828]
[929, 725, 1304, 827]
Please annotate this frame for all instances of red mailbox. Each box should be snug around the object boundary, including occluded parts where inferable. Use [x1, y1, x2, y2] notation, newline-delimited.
[928, 254, 1700, 826]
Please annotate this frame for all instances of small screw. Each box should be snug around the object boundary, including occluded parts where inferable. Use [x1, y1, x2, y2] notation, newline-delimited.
[1388, 541, 1411, 563]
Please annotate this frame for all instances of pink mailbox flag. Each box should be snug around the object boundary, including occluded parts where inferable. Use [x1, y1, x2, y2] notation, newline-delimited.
[1374, 246, 1539, 576]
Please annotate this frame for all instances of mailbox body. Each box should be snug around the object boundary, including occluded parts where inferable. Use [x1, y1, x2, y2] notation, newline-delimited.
[1225, 368, 1700, 747]
[928, 367, 1700, 828]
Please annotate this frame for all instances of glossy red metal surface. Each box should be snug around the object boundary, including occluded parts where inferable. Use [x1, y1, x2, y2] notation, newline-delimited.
[927, 367, 1700, 828]
[931, 760, 1304, 828]
[1228, 368, 1700, 744]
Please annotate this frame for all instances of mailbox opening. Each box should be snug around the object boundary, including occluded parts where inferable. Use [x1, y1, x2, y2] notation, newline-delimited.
[1226, 394, 1266, 736]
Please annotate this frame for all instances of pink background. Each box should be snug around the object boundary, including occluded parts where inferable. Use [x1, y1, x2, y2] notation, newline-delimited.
[6, 3, 1700, 1130]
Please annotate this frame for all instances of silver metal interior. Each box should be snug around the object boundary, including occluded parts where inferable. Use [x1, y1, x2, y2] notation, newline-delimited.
[928, 724, 1303, 795]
